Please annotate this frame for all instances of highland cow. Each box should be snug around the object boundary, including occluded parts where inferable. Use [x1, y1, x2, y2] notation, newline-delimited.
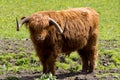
[16, 7, 99, 75]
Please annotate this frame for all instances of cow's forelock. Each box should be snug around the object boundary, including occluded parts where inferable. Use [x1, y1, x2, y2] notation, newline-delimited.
[29, 14, 49, 31]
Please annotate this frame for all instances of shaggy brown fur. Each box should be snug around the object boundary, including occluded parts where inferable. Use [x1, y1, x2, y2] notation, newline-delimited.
[17, 7, 99, 75]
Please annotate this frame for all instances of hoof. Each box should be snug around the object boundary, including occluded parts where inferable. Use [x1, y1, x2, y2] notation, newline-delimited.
[80, 70, 88, 74]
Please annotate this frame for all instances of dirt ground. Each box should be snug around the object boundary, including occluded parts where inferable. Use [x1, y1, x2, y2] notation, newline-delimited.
[0, 39, 120, 80]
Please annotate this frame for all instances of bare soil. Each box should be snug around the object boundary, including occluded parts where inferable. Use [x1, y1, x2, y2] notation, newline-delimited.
[0, 39, 120, 80]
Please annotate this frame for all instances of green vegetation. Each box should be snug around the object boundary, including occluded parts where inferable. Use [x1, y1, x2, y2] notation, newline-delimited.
[6, 76, 19, 80]
[34, 73, 56, 80]
[0, 52, 42, 75]
[0, 0, 120, 79]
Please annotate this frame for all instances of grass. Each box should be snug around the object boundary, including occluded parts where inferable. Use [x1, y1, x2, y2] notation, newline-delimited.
[0, 0, 120, 79]
[35, 73, 56, 80]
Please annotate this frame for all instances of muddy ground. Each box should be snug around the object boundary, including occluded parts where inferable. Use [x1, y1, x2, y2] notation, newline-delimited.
[0, 39, 120, 80]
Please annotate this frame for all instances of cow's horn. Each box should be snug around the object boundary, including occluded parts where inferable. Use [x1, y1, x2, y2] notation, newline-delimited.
[49, 18, 63, 34]
[16, 17, 29, 31]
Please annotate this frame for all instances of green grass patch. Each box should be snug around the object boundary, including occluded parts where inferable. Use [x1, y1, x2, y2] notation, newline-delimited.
[96, 73, 120, 79]
[56, 62, 69, 70]
[35, 73, 56, 80]
[0, 52, 42, 74]
[98, 49, 120, 70]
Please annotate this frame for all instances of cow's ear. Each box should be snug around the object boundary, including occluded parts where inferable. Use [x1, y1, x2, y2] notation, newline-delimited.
[21, 16, 26, 20]
[21, 16, 29, 23]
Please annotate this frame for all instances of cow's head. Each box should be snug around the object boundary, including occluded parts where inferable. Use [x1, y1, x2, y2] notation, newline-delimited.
[16, 14, 63, 40]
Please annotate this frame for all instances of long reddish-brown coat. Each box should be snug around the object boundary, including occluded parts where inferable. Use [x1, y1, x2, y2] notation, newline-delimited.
[18, 7, 99, 75]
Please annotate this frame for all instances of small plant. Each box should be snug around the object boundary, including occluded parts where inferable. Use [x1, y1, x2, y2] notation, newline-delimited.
[3, 64, 8, 76]
[6, 76, 19, 80]
[15, 58, 29, 66]
[68, 62, 81, 72]
[56, 62, 69, 70]
[69, 52, 79, 61]
[34, 73, 56, 80]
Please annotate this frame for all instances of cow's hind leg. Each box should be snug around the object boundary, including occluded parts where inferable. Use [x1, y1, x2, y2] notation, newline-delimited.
[78, 29, 98, 73]
[88, 46, 97, 73]
[87, 29, 98, 73]
[78, 46, 97, 73]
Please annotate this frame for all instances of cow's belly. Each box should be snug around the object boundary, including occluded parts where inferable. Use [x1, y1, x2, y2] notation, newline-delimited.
[62, 37, 87, 53]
